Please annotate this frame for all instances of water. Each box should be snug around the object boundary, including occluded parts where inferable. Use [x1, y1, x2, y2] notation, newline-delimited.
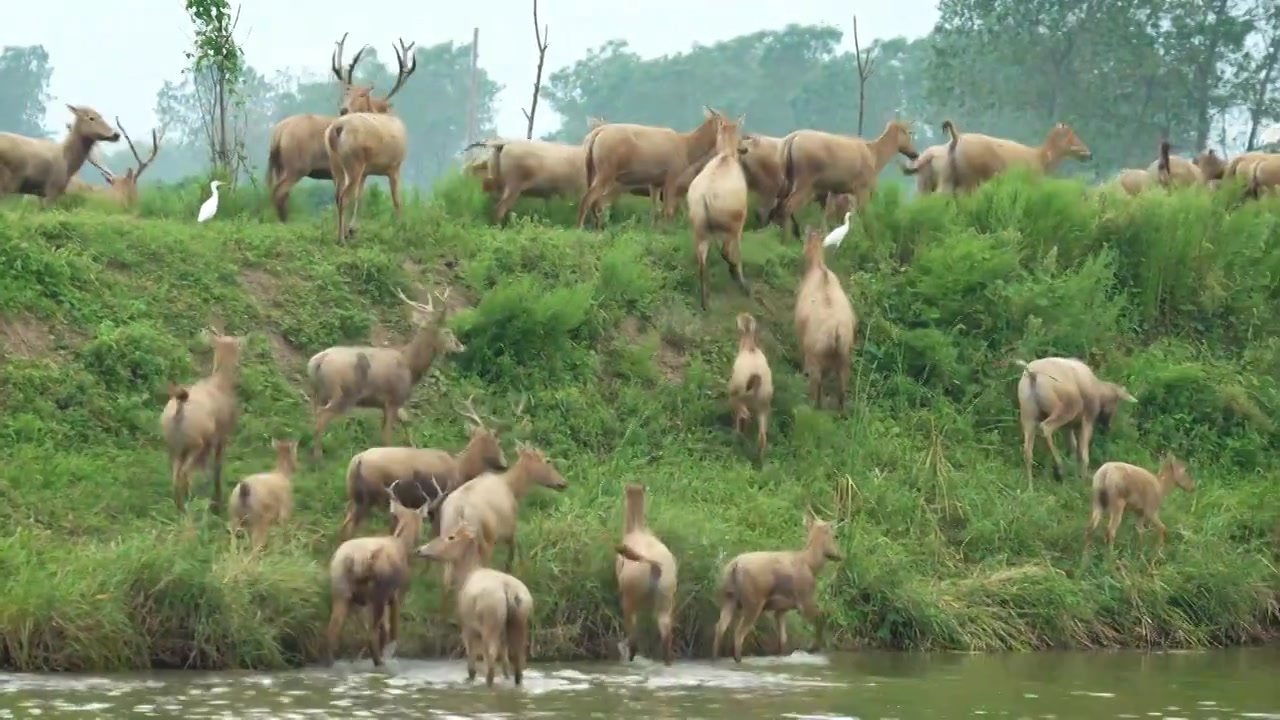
[2, 648, 1277, 719]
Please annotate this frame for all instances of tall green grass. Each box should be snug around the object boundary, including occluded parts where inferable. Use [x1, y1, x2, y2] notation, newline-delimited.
[0, 170, 1277, 671]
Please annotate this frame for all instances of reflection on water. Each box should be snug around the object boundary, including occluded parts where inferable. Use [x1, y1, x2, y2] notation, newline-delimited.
[1, 648, 1277, 719]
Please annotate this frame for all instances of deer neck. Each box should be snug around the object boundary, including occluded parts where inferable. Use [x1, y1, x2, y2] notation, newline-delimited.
[681, 119, 720, 164]
[800, 537, 829, 574]
[392, 515, 422, 554]
[1036, 140, 1066, 172]
[454, 443, 485, 482]
[503, 462, 535, 500]
[1155, 466, 1178, 496]
[448, 541, 485, 587]
[211, 360, 240, 391]
[402, 324, 441, 382]
[737, 333, 758, 354]
[868, 129, 902, 174]
[61, 132, 95, 177]
[274, 455, 296, 478]
[623, 494, 647, 535]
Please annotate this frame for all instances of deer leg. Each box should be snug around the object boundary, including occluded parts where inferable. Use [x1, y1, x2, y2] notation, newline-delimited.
[721, 225, 749, 294]
[1021, 414, 1038, 489]
[695, 226, 711, 311]
[1077, 420, 1096, 481]
[272, 172, 300, 222]
[732, 597, 765, 664]
[1037, 405, 1078, 482]
[800, 596, 825, 650]
[347, 168, 368, 239]
[837, 359, 851, 414]
[1105, 500, 1127, 548]
[381, 402, 395, 447]
[494, 184, 524, 226]
[712, 599, 735, 661]
[806, 358, 823, 408]
[332, 170, 347, 243]
[171, 453, 188, 513]
[311, 402, 345, 461]
[575, 178, 604, 228]
[774, 610, 789, 655]
[325, 596, 351, 666]
[368, 603, 387, 668]
[657, 605, 675, 666]
[209, 439, 226, 516]
[756, 410, 770, 466]
[661, 177, 680, 224]
[388, 168, 403, 218]
[1085, 500, 1103, 549]
[620, 592, 639, 661]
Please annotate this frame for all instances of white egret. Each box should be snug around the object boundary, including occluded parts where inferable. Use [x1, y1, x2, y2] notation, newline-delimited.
[822, 211, 851, 248]
[197, 180, 222, 222]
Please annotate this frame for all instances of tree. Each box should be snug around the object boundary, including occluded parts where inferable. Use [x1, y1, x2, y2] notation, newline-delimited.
[183, 0, 248, 180]
[0, 45, 53, 137]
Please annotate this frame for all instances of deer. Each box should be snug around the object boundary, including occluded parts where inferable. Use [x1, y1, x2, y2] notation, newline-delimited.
[0, 104, 121, 206]
[265, 34, 407, 223]
[80, 118, 163, 209]
[324, 38, 419, 242]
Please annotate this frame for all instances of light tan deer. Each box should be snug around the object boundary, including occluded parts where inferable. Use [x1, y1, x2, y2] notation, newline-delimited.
[0, 105, 121, 206]
[80, 118, 163, 209]
[324, 38, 419, 242]
[266, 34, 407, 222]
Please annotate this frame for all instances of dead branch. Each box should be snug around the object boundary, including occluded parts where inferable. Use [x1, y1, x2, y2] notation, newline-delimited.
[521, 0, 550, 140]
[852, 15, 877, 136]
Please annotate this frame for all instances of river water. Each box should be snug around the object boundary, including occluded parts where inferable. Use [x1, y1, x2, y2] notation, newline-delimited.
[1, 648, 1277, 719]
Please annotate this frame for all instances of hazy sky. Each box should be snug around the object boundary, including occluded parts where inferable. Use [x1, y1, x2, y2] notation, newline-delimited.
[5, 1, 938, 139]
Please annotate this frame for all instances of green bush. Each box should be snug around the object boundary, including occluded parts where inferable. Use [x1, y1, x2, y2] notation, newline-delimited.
[0, 171, 1276, 671]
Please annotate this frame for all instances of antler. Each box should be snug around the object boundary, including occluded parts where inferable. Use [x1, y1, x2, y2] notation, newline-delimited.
[331, 32, 368, 86]
[433, 286, 453, 318]
[455, 393, 489, 429]
[394, 286, 436, 314]
[382, 38, 418, 102]
[115, 117, 161, 180]
[85, 154, 115, 183]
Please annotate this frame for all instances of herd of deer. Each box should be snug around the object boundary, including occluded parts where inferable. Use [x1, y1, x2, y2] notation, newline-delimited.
[153, 236, 1193, 683]
[4, 32, 1276, 242]
[1, 35, 1219, 683]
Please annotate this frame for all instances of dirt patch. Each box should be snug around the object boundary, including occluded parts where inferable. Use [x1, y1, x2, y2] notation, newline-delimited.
[656, 338, 688, 383]
[240, 269, 280, 307]
[0, 314, 55, 361]
[619, 315, 687, 383]
[266, 332, 305, 375]
[619, 315, 645, 342]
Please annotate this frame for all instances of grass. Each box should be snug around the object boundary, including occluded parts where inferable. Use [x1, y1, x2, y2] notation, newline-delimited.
[0, 170, 1278, 671]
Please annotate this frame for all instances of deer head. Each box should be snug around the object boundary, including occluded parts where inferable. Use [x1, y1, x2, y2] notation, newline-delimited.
[332, 34, 418, 116]
[85, 117, 163, 208]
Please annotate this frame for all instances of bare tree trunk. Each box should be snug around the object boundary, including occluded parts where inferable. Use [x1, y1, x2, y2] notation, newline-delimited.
[467, 28, 479, 146]
[1245, 31, 1280, 150]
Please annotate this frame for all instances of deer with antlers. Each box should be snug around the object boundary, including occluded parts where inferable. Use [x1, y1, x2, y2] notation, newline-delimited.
[79, 117, 163, 209]
[325, 37, 418, 242]
[265, 34, 410, 223]
[305, 286, 463, 460]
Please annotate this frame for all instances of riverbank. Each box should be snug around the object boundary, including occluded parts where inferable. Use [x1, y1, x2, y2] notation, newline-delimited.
[1, 174, 1277, 671]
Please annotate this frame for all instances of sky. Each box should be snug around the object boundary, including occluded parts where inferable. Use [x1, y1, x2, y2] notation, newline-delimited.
[4, 0, 939, 139]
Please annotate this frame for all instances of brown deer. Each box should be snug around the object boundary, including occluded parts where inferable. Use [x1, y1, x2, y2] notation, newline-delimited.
[325, 38, 419, 242]
[81, 118, 163, 209]
[0, 105, 120, 206]
[265, 34, 408, 222]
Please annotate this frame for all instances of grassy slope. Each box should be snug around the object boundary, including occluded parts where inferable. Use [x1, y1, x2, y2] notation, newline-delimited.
[0, 173, 1278, 671]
